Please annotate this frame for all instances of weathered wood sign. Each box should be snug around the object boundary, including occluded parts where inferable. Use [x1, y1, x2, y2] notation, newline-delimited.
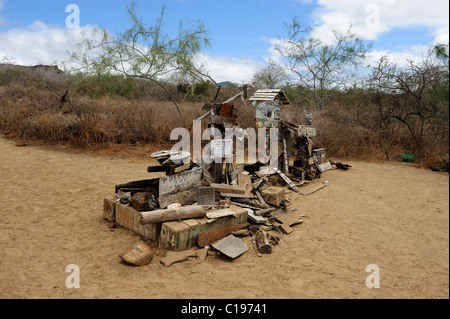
[159, 167, 202, 197]
[298, 125, 317, 138]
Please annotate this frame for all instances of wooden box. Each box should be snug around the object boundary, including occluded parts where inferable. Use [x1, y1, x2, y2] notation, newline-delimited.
[159, 206, 248, 251]
[115, 203, 161, 242]
[103, 196, 119, 222]
[261, 187, 286, 206]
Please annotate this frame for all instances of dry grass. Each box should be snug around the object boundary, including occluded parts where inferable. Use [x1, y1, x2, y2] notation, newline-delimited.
[0, 66, 448, 171]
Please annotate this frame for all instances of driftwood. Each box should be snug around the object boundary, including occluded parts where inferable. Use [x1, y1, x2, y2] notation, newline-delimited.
[255, 229, 272, 254]
[140, 206, 206, 225]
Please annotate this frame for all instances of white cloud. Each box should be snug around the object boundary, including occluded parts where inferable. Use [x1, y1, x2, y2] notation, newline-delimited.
[0, 21, 97, 66]
[367, 48, 426, 68]
[0, 19, 260, 83]
[198, 54, 262, 84]
[272, 0, 449, 70]
[310, 0, 449, 44]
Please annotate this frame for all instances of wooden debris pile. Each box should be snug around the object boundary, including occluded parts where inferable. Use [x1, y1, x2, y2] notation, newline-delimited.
[104, 152, 351, 267]
[103, 88, 352, 267]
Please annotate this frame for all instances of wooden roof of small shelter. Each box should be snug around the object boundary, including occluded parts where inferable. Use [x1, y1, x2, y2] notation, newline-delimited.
[249, 89, 292, 106]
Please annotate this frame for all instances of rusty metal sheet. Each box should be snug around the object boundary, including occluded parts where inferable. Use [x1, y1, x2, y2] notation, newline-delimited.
[211, 235, 249, 259]
[159, 167, 202, 197]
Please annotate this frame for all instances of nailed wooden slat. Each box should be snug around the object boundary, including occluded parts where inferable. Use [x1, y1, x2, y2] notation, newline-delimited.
[210, 183, 247, 194]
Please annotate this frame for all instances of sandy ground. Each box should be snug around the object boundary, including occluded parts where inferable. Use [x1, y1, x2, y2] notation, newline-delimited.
[0, 136, 448, 299]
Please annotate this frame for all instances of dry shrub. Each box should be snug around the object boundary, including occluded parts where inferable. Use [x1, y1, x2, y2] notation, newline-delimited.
[1, 76, 448, 171]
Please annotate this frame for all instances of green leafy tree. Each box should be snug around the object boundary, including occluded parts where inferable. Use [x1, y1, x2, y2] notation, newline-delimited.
[275, 19, 372, 111]
[66, 3, 217, 127]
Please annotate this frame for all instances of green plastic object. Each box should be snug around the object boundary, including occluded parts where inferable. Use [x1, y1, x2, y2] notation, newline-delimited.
[403, 154, 415, 162]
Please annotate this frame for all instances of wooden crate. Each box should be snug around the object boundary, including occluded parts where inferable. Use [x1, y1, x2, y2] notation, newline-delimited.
[261, 187, 286, 206]
[103, 196, 119, 222]
[159, 206, 248, 251]
[115, 203, 161, 242]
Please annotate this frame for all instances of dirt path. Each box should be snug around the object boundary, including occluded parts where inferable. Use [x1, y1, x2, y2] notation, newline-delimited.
[0, 137, 448, 299]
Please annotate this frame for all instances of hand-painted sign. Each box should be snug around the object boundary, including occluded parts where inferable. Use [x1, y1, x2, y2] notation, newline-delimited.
[159, 167, 203, 197]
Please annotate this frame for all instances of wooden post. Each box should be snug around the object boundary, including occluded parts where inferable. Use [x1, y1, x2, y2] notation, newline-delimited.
[255, 229, 272, 254]
[255, 190, 271, 209]
[281, 127, 291, 175]
[140, 206, 206, 225]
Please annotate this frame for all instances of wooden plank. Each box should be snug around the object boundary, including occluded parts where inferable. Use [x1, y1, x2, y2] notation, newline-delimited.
[238, 174, 252, 188]
[276, 170, 300, 193]
[197, 223, 249, 247]
[277, 223, 294, 235]
[206, 209, 237, 219]
[251, 237, 262, 257]
[247, 210, 268, 224]
[220, 192, 254, 199]
[273, 209, 303, 227]
[147, 165, 167, 173]
[159, 167, 202, 197]
[158, 188, 198, 209]
[230, 165, 245, 182]
[210, 183, 247, 194]
[238, 174, 253, 197]
[255, 190, 270, 209]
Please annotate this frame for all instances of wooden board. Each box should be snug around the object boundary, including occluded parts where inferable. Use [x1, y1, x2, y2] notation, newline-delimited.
[211, 235, 249, 259]
[206, 209, 237, 219]
[210, 183, 247, 195]
[220, 192, 254, 199]
[238, 174, 253, 197]
[197, 223, 249, 248]
[159, 167, 202, 197]
[273, 209, 303, 227]
[158, 188, 198, 209]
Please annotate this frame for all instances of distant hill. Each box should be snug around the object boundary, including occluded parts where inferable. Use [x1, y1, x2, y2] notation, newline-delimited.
[218, 81, 237, 88]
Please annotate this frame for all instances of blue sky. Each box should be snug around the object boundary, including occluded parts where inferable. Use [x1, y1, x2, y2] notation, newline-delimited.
[0, 0, 448, 82]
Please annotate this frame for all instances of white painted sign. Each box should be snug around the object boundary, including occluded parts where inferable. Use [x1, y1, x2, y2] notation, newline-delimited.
[298, 125, 317, 138]
[159, 167, 203, 197]
[210, 139, 234, 160]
